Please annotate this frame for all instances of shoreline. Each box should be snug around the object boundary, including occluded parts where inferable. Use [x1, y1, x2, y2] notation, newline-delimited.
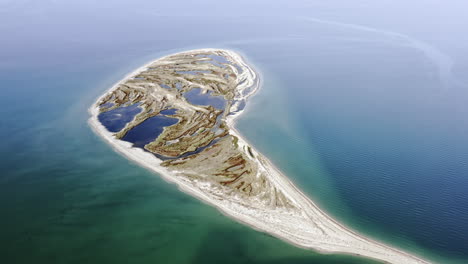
[88, 48, 430, 264]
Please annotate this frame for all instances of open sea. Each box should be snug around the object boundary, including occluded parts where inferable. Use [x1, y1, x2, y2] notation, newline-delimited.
[1, 1, 468, 263]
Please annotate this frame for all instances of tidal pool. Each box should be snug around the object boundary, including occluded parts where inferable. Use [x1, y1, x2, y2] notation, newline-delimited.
[98, 104, 141, 132]
[184, 88, 226, 110]
[122, 115, 178, 148]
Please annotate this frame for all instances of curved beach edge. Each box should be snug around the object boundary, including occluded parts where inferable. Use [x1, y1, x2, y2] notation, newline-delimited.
[88, 48, 431, 264]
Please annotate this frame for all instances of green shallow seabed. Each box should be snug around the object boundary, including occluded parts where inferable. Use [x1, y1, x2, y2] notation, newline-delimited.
[0, 164, 381, 264]
[0, 109, 380, 264]
[0, 56, 381, 264]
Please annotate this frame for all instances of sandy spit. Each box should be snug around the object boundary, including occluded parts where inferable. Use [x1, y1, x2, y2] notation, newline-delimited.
[88, 48, 431, 264]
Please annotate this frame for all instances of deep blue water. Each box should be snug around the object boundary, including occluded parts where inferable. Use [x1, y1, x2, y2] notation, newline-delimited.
[1, 1, 468, 264]
[122, 115, 178, 148]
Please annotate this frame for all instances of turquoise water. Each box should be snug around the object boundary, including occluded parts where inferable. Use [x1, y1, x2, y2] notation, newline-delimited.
[2, 1, 468, 263]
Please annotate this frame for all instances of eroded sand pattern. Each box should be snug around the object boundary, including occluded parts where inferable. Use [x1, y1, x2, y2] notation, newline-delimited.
[89, 49, 430, 264]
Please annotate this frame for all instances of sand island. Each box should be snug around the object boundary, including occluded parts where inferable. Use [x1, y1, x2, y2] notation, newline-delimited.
[89, 49, 429, 264]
